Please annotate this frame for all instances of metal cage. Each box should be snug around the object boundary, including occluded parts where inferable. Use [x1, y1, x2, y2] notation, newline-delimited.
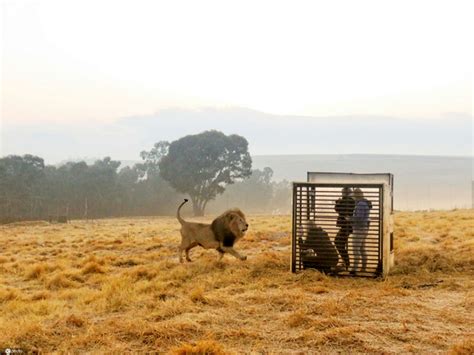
[291, 173, 394, 277]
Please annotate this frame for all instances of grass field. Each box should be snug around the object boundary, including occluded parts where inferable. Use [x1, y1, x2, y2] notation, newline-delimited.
[0, 210, 473, 353]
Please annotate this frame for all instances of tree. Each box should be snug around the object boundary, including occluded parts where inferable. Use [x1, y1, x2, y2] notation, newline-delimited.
[87, 157, 122, 217]
[159, 130, 252, 216]
[0, 155, 45, 220]
[135, 141, 181, 216]
[271, 180, 292, 214]
[210, 167, 274, 213]
[139, 141, 170, 179]
[0, 152, 185, 223]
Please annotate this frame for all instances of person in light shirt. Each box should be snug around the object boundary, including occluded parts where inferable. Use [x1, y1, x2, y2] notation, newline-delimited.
[351, 188, 372, 273]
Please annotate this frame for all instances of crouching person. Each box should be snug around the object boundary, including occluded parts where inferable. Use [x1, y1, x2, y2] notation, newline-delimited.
[299, 220, 338, 273]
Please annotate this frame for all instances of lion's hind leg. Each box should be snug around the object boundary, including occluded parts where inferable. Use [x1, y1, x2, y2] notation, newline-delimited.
[179, 231, 191, 263]
[185, 242, 198, 262]
[178, 244, 185, 263]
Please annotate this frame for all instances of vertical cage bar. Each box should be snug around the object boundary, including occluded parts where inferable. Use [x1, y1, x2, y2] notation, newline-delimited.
[378, 185, 383, 274]
[310, 186, 315, 221]
[298, 186, 303, 271]
[291, 183, 297, 272]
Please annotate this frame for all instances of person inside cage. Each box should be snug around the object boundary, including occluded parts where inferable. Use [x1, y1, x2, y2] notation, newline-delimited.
[351, 188, 372, 273]
[298, 220, 338, 273]
[334, 187, 355, 270]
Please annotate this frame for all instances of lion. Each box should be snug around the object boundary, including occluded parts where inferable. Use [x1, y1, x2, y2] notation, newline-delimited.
[176, 199, 249, 263]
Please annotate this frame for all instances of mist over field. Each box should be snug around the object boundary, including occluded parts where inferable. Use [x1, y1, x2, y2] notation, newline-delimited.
[112, 153, 472, 211]
[3, 107, 472, 211]
[252, 154, 473, 211]
[3, 108, 472, 162]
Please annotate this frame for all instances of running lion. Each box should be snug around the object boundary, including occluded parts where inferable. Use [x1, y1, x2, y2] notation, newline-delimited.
[176, 199, 249, 263]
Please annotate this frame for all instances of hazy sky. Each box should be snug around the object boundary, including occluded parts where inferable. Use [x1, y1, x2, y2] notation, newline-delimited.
[2, 0, 473, 125]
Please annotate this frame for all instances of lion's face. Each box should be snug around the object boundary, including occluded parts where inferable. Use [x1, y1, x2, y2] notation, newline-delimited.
[228, 212, 248, 238]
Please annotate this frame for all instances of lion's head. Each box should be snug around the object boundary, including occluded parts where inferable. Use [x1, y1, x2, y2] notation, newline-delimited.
[226, 209, 248, 238]
[212, 208, 248, 240]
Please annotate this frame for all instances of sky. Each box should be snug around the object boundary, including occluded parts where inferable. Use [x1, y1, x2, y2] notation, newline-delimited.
[1, 0, 473, 160]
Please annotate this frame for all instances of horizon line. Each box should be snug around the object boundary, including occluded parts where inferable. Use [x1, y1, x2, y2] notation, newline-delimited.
[48, 152, 474, 164]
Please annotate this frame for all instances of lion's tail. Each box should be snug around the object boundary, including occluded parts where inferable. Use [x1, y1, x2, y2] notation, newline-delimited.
[177, 199, 189, 225]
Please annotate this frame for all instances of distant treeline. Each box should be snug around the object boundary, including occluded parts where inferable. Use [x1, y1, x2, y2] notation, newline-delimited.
[0, 154, 291, 223]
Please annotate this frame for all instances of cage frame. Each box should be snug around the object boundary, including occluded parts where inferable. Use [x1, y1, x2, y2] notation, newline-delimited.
[291, 172, 394, 278]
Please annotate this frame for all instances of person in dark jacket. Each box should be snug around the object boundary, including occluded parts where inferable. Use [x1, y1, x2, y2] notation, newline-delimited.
[299, 221, 338, 273]
[352, 188, 372, 272]
[334, 187, 355, 270]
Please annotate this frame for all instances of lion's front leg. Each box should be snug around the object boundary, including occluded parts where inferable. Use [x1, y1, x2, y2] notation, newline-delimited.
[220, 245, 247, 261]
[216, 247, 225, 260]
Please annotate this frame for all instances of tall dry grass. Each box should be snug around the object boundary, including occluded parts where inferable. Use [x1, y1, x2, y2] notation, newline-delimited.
[0, 211, 472, 353]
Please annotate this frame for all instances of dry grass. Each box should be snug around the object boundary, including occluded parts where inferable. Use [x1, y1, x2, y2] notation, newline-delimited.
[0, 210, 473, 353]
[170, 340, 226, 355]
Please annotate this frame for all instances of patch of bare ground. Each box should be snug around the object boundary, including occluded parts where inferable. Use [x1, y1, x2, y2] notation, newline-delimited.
[0, 210, 472, 353]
